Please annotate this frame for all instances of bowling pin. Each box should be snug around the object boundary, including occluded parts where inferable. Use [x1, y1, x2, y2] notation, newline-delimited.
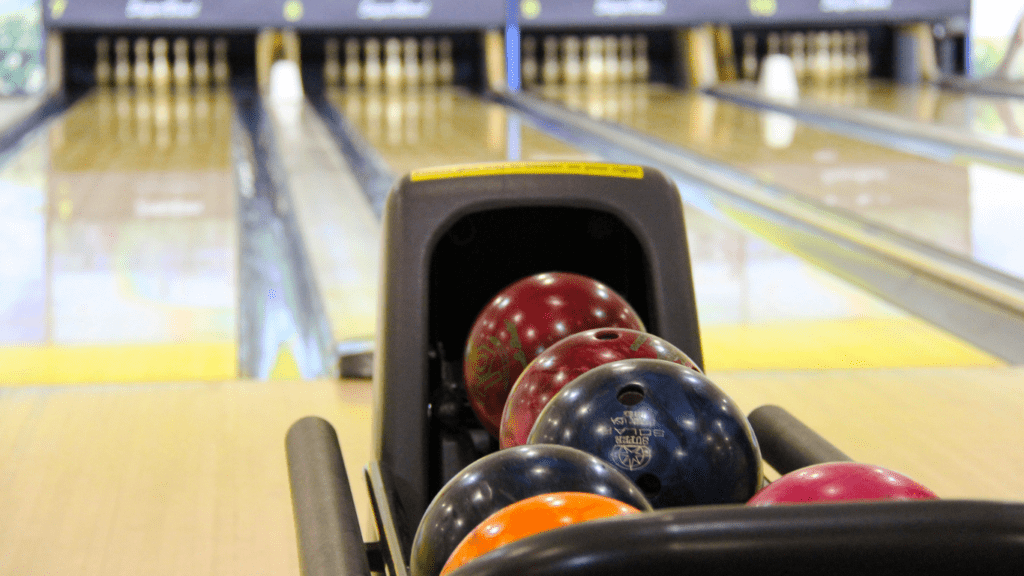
[344, 37, 362, 87]
[521, 35, 538, 87]
[114, 37, 131, 87]
[790, 32, 807, 83]
[438, 36, 455, 85]
[403, 37, 420, 88]
[213, 37, 229, 85]
[134, 37, 151, 90]
[766, 32, 781, 55]
[603, 35, 619, 83]
[843, 31, 858, 81]
[634, 34, 649, 82]
[324, 38, 342, 86]
[94, 36, 111, 87]
[421, 37, 437, 86]
[193, 38, 211, 88]
[542, 35, 560, 85]
[619, 34, 634, 83]
[384, 37, 403, 90]
[151, 37, 171, 92]
[741, 33, 758, 81]
[584, 36, 603, 84]
[363, 37, 383, 88]
[562, 36, 582, 85]
[173, 37, 190, 90]
[810, 31, 830, 84]
[829, 31, 844, 82]
[855, 30, 871, 78]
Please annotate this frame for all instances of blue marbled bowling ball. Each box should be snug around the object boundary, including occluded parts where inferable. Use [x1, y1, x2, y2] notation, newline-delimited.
[528, 358, 762, 509]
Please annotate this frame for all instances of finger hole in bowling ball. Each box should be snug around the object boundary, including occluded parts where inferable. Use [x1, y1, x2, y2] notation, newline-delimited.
[595, 331, 620, 340]
[636, 473, 661, 498]
[617, 384, 645, 406]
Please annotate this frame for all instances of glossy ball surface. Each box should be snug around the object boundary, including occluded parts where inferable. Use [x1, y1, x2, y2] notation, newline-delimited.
[439, 492, 640, 575]
[500, 328, 700, 449]
[410, 444, 651, 576]
[528, 358, 762, 508]
[464, 272, 644, 436]
[747, 462, 939, 505]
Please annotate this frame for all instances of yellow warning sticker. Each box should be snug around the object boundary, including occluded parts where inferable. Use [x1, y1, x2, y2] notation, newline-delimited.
[410, 161, 644, 182]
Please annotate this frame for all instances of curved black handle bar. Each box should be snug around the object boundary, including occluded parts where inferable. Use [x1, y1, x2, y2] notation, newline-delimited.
[748, 404, 852, 473]
[448, 499, 1024, 576]
[286, 416, 371, 576]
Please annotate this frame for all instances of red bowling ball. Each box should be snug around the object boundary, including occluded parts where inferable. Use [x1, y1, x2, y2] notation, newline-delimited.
[747, 462, 939, 505]
[464, 272, 644, 437]
[500, 328, 700, 449]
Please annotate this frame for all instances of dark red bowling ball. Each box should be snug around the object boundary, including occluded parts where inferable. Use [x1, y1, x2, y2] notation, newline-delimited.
[464, 272, 644, 437]
[410, 444, 652, 576]
[747, 462, 939, 505]
[500, 328, 700, 449]
[528, 358, 763, 509]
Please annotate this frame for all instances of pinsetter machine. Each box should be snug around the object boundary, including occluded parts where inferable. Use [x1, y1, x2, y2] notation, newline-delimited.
[285, 162, 1024, 576]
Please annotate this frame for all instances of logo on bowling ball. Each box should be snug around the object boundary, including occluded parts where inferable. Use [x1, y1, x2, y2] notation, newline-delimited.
[466, 320, 528, 401]
[611, 444, 652, 471]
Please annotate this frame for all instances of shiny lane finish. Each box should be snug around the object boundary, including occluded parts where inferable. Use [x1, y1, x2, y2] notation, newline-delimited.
[748, 461, 938, 505]
[529, 358, 763, 508]
[439, 492, 641, 576]
[410, 444, 652, 576]
[464, 272, 644, 437]
[500, 328, 700, 449]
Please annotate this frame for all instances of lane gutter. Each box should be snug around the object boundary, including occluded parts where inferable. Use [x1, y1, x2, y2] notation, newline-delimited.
[0, 90, 83, 169]
[307, 91, 395, 219]
[232, 87, 337, 378]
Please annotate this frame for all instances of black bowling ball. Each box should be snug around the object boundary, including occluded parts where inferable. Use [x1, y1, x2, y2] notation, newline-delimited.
[410, 444, 652, 576]
[528, 358, 762, 508]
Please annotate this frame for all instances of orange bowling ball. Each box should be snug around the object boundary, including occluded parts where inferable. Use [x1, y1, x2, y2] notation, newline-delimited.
[439, 492, 641, 575]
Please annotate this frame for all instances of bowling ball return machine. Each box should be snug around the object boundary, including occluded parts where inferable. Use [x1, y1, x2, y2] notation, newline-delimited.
[286, 162, 1024, 576]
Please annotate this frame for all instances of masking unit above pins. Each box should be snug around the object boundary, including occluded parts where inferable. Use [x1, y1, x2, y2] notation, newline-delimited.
[514, 0, 967, 29]
[44, 0, 504, 32]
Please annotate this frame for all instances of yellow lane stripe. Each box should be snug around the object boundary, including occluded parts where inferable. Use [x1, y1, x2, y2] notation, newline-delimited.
[701, 318, 1004, 371]
[0, 343, 236, 385]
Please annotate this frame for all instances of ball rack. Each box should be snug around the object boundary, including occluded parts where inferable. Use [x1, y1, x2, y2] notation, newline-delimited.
[286, 162, 1024, 576]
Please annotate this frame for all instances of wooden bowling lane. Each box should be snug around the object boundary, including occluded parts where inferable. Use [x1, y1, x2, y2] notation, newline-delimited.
[324, 86, 999, 372]
[719, 366, 1024, 499]
[0, 370, 1018, 576]
[325, 86, 596, 175]
[0, 378, 373, 576]
[534, 83, 1024, 283]
[0, 87, 238, 385]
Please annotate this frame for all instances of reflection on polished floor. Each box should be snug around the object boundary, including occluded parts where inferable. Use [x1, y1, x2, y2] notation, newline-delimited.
[0, 88, 237, 384]
[537, 83, 1024, 281]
